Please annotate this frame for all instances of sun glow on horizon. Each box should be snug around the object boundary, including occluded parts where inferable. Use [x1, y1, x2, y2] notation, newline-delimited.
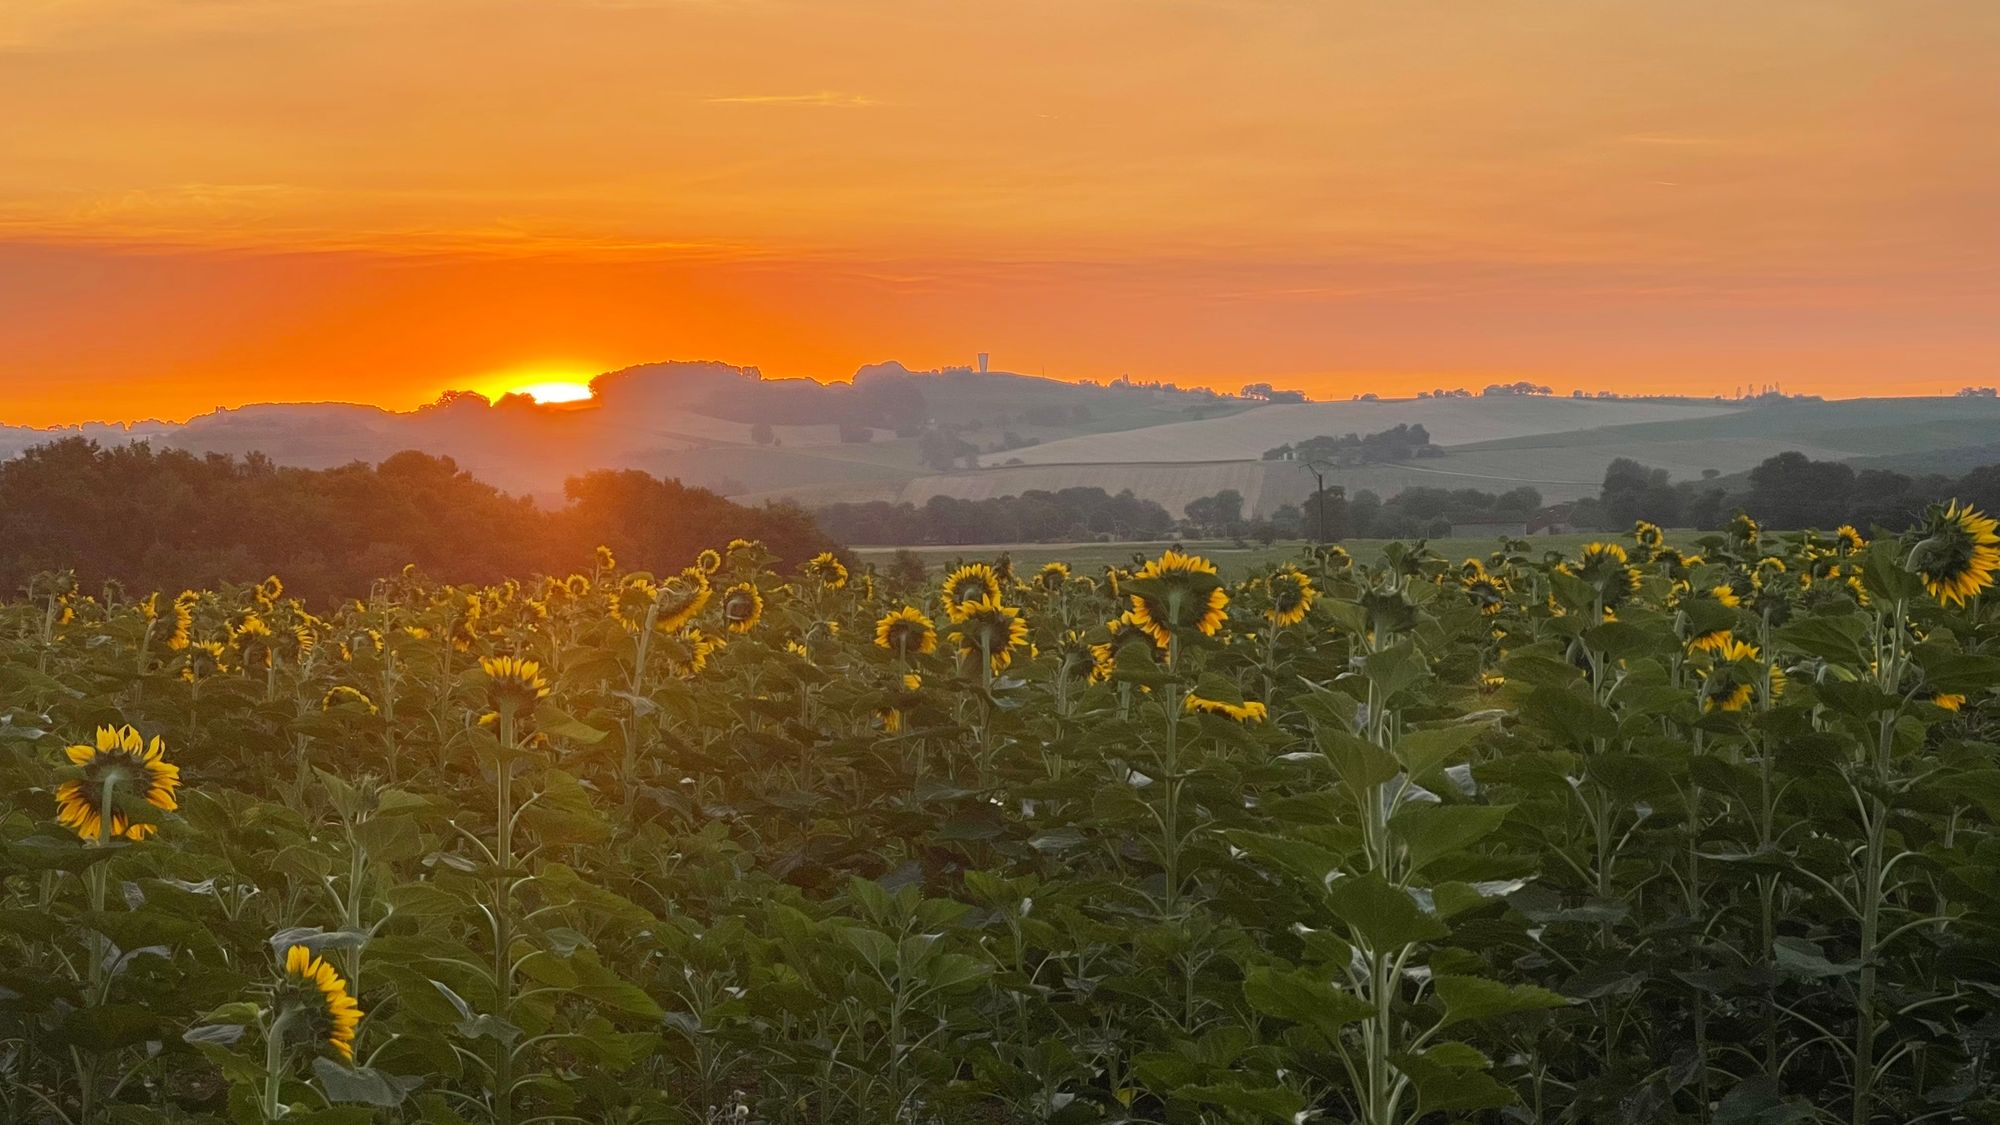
[503, 380, 596, 405]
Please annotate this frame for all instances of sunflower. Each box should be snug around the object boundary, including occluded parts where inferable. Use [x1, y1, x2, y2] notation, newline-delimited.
[1035, 562, 1071, 591]
[1834, 525, 1867, 556]
[479, 655, 550, 721]
[696, 548, 723, 575]
[1183, 693, 1268, 724]
[449, 594, 483, 653]
[611, 578, 658, 632]
[1925, 691, 1966, 713]
[1909, 501, 2000, 608]
[55, 725, 180, 843]
[1699, 639, 1785, 712]
[941, 563, 1004, 611]
[154, 595, 194, 651]
[721, 582, 764, 634]
[1631, 521, 1665, 552]
[321, 685, 378, 715]
[882, 671, 924, 733]
[1729, 512, 1761, 549]
[1561, 542, 1641, 611]
[229, 613, 276, 668]
[1126, 549, 1229, 650]
[1459, 562, 1510, 617]
[666, 628, 722, 678]
[947, 597, 1030, 673]
[1681, 584, 1742, 653]
[280, 945, 363, 1061]
[654, 569, 713, 634]
[1478, 672, 1507, 695]
[256, 575, 284, 606]
[596, 545, 618, 572]
[1089, 611, 1156, 683]
[805, 552, 850, 590]
[875, 606, 938, 656]
[785, 639, 811, 660]
[1645, 547, 1701, 584]
[1265, 565, 1317, 627]
[181, 640, 227, 683]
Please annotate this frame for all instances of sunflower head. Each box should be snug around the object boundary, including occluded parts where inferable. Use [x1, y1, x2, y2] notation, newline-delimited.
[1925, 691, 1967, 713]
[280, 945, 363, 1061]
[1562, 542, 1641, 610]
[321, 685, 378, 715]
[1834, 525, 1867, 556]
[663, 628, 722, 678]
[1697, 638, 1785, 712]
[1265, 565, 1317, 627]
[721, 582, 764, 634]
[1459, 562, 1510, 617]
[805, 552, 850, 590]
[1035, 562, 1071, 592]
[611, 577, 658, 632]
[947, 596, 1030, 673]
[1631, 521, 1665, 552]
[696, 548, 723, 575]
[55, 725, 180, 843]
[1089, 611, 1158, 683]
[1125, 549, 1229, 649]
[875, 606, 938, 656]
[1183, 677, 1268, 724]
[653, 569, 713, 634]
[1729, 512, 1761, 549]
[595, 545, 618, 573]
[941, 563, 1004, 612]
[256, 575, 284, 606]
[1908, 501, 2000, 608]
[1315, 544, 1353, 572]
[1681, 583, 1742, 653]
[479, 655, 550, 720]
[181, 640, 228, 683]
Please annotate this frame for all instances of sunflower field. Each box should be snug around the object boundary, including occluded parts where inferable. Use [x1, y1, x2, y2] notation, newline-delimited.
[8, 507, 2000, 1125]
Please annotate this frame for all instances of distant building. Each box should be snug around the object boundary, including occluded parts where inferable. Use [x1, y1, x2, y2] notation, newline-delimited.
[977, 352, 989, 374]
[1448, 518, 1530, 539]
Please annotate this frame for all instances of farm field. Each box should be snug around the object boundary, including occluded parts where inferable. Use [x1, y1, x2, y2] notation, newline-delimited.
[983, 396, 1745, 467]
[9, 509, 2000, 1122]
[854, 533, 1614, 578]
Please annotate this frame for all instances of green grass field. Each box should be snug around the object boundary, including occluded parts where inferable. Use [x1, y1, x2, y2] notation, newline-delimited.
[854, 533, 1609, 578]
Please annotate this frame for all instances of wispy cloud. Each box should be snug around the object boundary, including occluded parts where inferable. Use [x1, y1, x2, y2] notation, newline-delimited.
[704, 91, 883, 108]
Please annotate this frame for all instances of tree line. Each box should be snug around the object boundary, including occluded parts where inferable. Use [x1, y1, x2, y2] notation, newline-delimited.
[814, 487, 1175, 545]
[1601, 451, 2000, 532]
[0, 439, 834, 605]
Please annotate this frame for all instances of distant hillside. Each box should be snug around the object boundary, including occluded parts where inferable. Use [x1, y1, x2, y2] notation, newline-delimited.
[0, 361, 1246, 503]
[982, 396, 1744, 466]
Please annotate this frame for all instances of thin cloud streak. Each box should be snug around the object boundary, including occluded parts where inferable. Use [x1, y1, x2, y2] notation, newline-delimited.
[704, 92, 884, 108]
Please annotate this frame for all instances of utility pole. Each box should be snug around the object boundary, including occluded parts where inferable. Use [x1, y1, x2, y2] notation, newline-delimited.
[1306, 459, 1334, 543]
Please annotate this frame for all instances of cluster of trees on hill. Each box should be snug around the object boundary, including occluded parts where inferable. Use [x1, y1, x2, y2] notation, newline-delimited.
[0, 439, 833, 605]
[1174, 484, 1545, 543]
[1600, 451, 2000, 532]
[813, 488, 1174, 545]
[592, 361, 932, 433]
[1262, 423, 1440, 465]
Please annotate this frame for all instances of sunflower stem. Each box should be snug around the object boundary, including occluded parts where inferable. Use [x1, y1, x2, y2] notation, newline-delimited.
[261, 1007, 299, 1122]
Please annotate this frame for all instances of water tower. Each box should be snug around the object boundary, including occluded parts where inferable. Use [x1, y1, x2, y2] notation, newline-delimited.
[977, 352, 989, 374]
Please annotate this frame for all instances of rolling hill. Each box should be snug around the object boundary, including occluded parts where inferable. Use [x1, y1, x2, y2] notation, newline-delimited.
[10, 366, 1997, 528]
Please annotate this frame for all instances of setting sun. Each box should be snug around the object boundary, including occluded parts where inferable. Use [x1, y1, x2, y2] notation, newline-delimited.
[506, 380, 595, 405]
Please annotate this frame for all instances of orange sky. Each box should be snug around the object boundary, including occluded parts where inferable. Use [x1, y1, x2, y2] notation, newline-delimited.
[3, 0, 1997, 425]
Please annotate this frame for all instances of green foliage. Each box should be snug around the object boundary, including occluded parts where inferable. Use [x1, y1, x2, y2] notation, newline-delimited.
[4, 513, 2000, 1124]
